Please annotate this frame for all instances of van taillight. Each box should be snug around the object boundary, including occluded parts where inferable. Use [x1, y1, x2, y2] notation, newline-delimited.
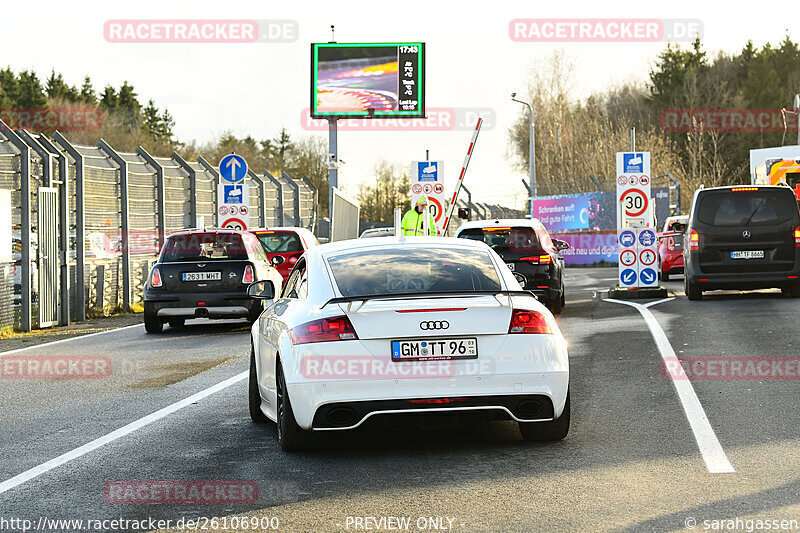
[291, 316, 359, 344]
[243, 264, 254, 284]
[689, 229, 699, 251]
[508, 310, 552, 334]
[150, 267, 162, 288]
[794, 227, 800, 247]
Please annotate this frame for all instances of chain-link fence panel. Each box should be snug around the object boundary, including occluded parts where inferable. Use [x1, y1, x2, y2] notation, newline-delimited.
[296, 176, 316, 230]
[155, 155, 193, 232]
[275, 172, 298, 226]
[0, 132, 21, 329]
[118, 151, 160, 308]
[263, 174, 281, 227]
[77, 144, 123, 315]
[190, 161, 217, 227]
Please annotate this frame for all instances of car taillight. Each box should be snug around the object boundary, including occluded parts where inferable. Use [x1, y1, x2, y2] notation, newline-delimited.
[795, 226, 800, 247]
[291, 316, 359, 344]
[508, 309, 552, 334]
[689, 229, 699, 251]
[519, 255, 550, 263]
[242, 264, 254, 284]
[150, 267, 162, 288]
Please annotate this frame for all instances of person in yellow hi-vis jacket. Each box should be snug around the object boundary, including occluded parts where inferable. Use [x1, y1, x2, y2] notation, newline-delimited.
[401, 195, 438, 236]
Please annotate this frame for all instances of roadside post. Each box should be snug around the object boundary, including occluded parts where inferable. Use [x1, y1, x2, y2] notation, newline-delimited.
[217, 154, 250, 230]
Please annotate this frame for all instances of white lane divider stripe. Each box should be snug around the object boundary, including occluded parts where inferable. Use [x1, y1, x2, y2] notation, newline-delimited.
[606, 297, 735, 474]
[0, 324, 143, 356]
[0, 371, 248, 495]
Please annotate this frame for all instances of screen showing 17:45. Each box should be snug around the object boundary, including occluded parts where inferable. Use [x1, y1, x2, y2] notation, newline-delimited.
[310, 42, 425, 118]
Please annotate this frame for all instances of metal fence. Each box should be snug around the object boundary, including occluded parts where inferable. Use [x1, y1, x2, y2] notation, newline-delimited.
[0, 120, 317, 331]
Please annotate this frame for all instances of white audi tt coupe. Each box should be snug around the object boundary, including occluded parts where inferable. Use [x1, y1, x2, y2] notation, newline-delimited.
[246, 236, 570, 451]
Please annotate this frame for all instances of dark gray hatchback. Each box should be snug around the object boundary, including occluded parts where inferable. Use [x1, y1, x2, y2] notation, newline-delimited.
[143, 229, 281, 333]
[684, 185, 800, 300]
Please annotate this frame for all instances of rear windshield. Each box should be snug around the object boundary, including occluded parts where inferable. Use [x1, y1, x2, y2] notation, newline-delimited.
[458, 227, 543, 259]
[255, 231, 302, 253]
[696, 190, 799, 227]
[326, 247, 503, 297]
[162, 233, 247, 262]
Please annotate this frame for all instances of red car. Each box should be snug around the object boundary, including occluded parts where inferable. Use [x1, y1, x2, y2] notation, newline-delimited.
[249, 227, 319, 282]
[657, 215, 688, 281]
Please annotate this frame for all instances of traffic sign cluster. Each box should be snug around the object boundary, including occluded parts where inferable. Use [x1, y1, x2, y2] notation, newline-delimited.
[616, 152, 657, 288]
[217, 154, 250, 230]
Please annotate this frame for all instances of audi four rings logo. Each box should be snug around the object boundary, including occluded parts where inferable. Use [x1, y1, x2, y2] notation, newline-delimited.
[742, 230, 751, 239]
[420, 321, 449, 330]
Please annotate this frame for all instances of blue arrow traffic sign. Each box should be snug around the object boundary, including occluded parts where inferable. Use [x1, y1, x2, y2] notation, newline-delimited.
[638, 229, 656, 247]
[219, 154, 248, 183]
[640, 268, 657, 285]
[619, 230, 636, 247]
[620, 268, 637, 286]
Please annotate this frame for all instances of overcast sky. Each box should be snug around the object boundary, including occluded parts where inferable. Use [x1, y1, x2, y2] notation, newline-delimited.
[5, 1, 799, 209]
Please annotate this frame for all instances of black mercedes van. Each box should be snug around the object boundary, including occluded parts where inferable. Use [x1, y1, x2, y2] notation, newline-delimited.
[684, 185, 800, 300]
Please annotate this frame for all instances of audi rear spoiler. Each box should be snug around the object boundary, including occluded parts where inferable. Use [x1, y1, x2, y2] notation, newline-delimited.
[322, 290, 538, 308]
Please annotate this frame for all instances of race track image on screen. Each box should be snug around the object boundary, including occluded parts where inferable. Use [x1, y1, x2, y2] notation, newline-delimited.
[311, 42, 424, 117]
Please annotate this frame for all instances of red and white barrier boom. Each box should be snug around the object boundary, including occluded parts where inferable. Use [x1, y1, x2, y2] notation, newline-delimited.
[441, 117, 483, 234]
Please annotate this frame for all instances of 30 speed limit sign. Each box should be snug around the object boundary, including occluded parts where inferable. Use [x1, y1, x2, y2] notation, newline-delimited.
[619, 188, 649, 217]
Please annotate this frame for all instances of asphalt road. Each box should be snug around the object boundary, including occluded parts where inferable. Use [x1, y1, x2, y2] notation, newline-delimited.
[1, 267, 799, 533]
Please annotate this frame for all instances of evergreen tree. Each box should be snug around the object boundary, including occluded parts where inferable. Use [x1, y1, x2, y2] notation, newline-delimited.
[80, 76, 96, 104]
[16, 70, 48, 108]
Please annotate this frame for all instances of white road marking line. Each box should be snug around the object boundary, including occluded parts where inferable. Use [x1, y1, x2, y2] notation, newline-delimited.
[0, 323, 143, 356]
[0, 371, 248, 495]
[606, 297, 735, 474]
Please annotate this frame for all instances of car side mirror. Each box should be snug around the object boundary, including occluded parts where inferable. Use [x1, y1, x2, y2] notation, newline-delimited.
[247, 280, 275, 299]
[553, 239, 570, 251]
[271, 255, 285, 266]
[457, 208, 470, 220]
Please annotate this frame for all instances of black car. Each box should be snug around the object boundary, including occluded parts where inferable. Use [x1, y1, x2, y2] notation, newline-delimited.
[684, 185, 800, 300]
[142, 229, 283, 333]
[455, 219, 569, 313]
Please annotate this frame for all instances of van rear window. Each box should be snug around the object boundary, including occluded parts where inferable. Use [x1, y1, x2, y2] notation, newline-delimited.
[696, 190, 799, 227]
